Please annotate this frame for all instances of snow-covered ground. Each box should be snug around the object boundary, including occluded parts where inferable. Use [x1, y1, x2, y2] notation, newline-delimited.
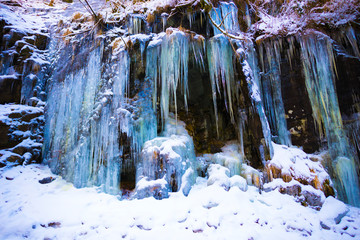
[1, 164, 360, 240]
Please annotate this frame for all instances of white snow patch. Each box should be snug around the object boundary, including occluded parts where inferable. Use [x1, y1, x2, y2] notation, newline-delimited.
[1, 164, 359, 239]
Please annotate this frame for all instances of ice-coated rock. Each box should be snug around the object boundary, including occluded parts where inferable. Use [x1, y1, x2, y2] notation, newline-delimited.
[207, 164, 231, 190]
[132, 177, 169, 200]
[230, 175, 248, 192]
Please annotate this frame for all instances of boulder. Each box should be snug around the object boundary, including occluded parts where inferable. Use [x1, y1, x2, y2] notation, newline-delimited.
[132, 177, 169, 200]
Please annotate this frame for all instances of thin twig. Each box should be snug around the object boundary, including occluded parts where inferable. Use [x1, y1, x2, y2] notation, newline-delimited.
[207, 11, 246, 40]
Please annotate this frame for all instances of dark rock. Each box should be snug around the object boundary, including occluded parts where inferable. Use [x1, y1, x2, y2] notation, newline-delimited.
[320, 221, 331, 230]
[1, 0, 21, 7]
[39, 177, 55, 184]
[5, 176, 14, 180]
[19, 45, 34, 59]
[62, 0, 73, 3]
[6, 28, 27, 48]
[21, 111, 42, 122]
[34, 33, 49, 50]
[12, 145, 29, 155]
[279, 184, 301, 196]
[47, 222, 61, 228]
[23, 36, 35, 45]
[0, 74, 22, 104]
[0, 121, 11, 149]
[8, 112, 22, 119]
[302, 190, 323, 207]
[17, 122, 30, 131]
[5, 153, 22, 163]
[15, 40, 27, 53]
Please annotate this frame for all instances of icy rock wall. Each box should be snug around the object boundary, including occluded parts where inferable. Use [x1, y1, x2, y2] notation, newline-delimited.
[39, 1, 360, 205]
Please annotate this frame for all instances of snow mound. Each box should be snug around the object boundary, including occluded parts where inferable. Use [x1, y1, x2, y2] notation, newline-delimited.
[319, 196, 349, 229]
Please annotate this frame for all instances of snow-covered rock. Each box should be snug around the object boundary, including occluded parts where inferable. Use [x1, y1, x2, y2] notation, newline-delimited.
[319, 196, 349, 229]
[207, 164, 231, 190]
[132, 177, 169, 200]
[229, 175, 248, 192]
[0, 104, 44, 167]
[266, 143, 334, 197]
[264, 179, 326, 208]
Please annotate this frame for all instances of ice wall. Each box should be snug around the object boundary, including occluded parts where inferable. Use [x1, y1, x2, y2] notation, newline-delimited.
[41, 1, 360, 205]
[299, 33, 360, 206]
[44, 35, 157, 194]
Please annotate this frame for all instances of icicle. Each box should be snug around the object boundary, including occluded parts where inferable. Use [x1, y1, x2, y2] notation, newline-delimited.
[159, 29, 190, 125]
[345, 26, 360, 58]
[187, 11, 194, 29]
[128, 14, 145, 35]
[161, 13, 168, 32]
[257, 39, 291, 146]
[45, 37, 157, 195]
[244, 4, 251, 29]
[300, 33, 360, 206]
[239, 41, 274, 157]
[191, 35, 206, 72]
[146, 34, 163, 111]
[207, 35, 238, 133]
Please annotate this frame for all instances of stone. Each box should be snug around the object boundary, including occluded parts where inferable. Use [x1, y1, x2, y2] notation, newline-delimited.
[21, 111, 42, 122]
[12, 145, 29, 155]
[0, 75, 22, 104]
[35, 33, 49, 50]
[301, 190, 324, 207]
[132, 177, 169, 200]
[5, 153, 22, 163]
[39, 177, 55, 184]
[0, 121, 11, 149]
[279, 184, 301, 196]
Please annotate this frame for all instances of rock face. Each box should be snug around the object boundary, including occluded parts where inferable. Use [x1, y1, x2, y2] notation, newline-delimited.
[0, 4, 48, 168]
[0, 104, 44, 167]
[0, 14, 49, 105]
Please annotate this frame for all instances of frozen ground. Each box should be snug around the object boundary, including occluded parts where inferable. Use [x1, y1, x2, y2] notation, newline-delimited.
[1, 164, 360, 240]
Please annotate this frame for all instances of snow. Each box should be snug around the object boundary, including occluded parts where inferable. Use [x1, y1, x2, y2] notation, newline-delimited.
[1, 164, 360, 239]
[269, 142, 330, 184]
[0, 3, 47, 34]
[0, 104, 43, 123]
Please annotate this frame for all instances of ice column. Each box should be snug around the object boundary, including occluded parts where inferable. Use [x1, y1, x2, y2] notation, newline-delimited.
[258, 40, 291, 146]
